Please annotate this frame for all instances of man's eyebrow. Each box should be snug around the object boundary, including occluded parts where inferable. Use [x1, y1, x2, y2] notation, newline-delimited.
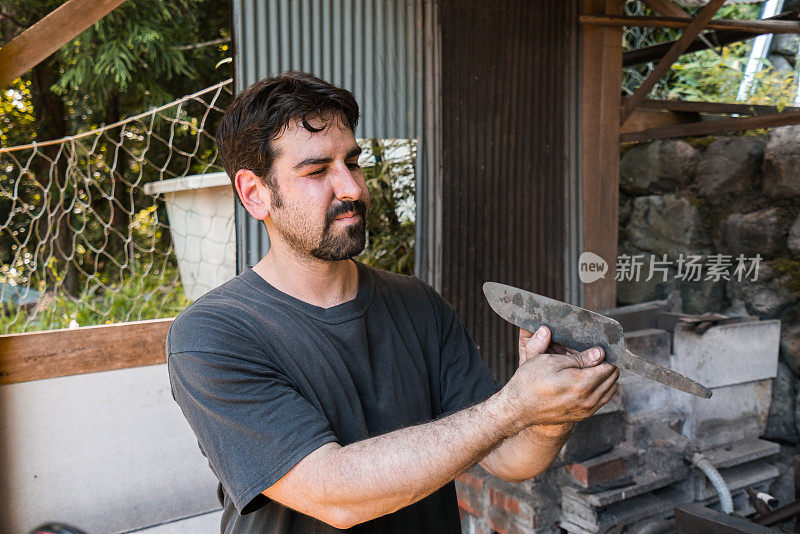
[292, 146, 362, 171]
[346, 146, 362, 159]
[293, 156, 332, 171]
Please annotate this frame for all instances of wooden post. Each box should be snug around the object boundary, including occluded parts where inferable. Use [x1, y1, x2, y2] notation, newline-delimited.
[0, 0, 127, 88]
[581, 0, 622, 311]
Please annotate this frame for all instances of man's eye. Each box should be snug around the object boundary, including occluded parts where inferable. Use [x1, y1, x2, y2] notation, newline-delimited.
[308, 168, 326, 176]
[346, 162, 361, 170]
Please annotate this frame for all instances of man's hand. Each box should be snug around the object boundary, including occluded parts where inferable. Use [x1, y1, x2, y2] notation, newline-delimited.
[478, 326, 619, 482]
[501, 326, 619, 430]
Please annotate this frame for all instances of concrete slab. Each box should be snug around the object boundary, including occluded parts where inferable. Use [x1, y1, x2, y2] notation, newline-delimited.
[560, 519, 599, 534]
[562, 486, 686, 533]
[562, 469, 685, 508]
[560, 412, 626, 463]
[618, 371, 675, 417]
[0, 365, 220, 534]
[701, 439, 780, 469]
[672, 321, 780, 389]
[617, 330, 674, 417]
[676, 380, 773, 450]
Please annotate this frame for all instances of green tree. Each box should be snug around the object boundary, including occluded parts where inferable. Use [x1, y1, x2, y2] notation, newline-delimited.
[358, 139, 416, 276]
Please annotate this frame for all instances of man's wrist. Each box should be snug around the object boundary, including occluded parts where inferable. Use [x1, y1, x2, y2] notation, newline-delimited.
[483, 387, 528, 438]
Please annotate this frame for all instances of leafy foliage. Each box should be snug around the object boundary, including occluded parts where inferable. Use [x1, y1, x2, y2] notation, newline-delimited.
[0, 78, 35, 147]
[52, 0, 232, 121]
[358, 139, 417, 276]
[1, 260, 190, 333]
[666, 41, 799, 107]
[623, 1, 799, 106]
[0, 0, 232, 131]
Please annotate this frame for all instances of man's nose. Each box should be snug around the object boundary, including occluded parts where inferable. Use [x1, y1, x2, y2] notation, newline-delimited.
[330, 163, 362, 201]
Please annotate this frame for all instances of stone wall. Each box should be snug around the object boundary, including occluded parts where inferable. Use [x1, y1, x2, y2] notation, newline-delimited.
[617, 126, 800, 445]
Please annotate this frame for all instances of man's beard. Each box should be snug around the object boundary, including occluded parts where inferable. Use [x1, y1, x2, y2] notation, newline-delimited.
[309, 199, 368, 261]
[273, 198, 368, 262]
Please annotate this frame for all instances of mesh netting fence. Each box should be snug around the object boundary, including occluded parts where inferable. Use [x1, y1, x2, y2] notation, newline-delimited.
[622, 0, 682, 98]
[0, 79, 233, 334]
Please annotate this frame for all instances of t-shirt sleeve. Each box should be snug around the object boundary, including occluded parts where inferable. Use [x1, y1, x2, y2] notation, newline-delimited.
[423, 285, 502, 415]
[167, 307, 337, 514]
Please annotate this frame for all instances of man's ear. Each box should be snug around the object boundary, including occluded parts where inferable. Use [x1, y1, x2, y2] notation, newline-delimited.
[235, 169, 271, 220]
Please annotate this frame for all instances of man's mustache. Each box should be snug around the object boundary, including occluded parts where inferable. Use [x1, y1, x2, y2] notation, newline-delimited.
[325, 200, 367, 225]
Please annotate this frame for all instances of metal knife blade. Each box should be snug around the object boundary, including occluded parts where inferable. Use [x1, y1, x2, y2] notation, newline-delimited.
[483, 282, 712, 399]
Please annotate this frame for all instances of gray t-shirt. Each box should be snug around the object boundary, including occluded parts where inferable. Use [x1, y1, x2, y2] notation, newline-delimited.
[167, 261, 499, 533]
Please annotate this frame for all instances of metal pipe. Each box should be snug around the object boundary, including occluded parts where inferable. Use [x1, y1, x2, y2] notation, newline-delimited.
[692, 453, 734, 514]
[755, 499, 800, 526]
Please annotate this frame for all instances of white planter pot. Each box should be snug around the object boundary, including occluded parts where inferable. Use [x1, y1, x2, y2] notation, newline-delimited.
[144, 172, 236, 301]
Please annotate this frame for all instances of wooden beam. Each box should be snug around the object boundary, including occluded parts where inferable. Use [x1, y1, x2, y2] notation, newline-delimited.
[638, 99, 800, 115]
[621, 109, 699, 134]
[0, 318, 172, 385]
[0, 0, 128, 88]
[623, 11, 800, 66]
[582, 0, 623, 311]
[626, 29, 749, 66]
[580, 14, 800, 34]
[621, 110, 800, 143]
[619, 0, 727, 124]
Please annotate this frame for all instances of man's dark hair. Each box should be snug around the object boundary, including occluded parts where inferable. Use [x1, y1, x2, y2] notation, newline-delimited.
[216, 71, 360, 199]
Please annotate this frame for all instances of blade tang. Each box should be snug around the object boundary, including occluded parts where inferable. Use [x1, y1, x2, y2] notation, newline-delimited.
[617, 349, 712, 399]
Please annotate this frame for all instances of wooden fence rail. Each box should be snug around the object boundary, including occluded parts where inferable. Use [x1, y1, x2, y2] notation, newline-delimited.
[0, 318, 173, 385]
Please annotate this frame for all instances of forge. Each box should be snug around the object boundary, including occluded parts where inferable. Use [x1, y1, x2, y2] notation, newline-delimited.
[457, 297, 788, 534]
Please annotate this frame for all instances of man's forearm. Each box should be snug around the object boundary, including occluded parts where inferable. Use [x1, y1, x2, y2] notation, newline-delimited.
[479, 422, 573, 483]
[266, 335, 618, 529]
[268, 389, 522, 528]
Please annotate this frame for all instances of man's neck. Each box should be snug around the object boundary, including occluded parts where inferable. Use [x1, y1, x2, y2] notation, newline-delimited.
[252, 243, 359, 309]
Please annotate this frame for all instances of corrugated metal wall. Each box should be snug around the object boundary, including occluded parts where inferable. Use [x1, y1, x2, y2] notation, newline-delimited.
[434, 0, 582, 383]
[231, 0, 424, 270]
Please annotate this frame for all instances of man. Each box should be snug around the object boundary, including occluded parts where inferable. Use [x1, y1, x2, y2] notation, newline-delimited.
[167, 71, 619, 533]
